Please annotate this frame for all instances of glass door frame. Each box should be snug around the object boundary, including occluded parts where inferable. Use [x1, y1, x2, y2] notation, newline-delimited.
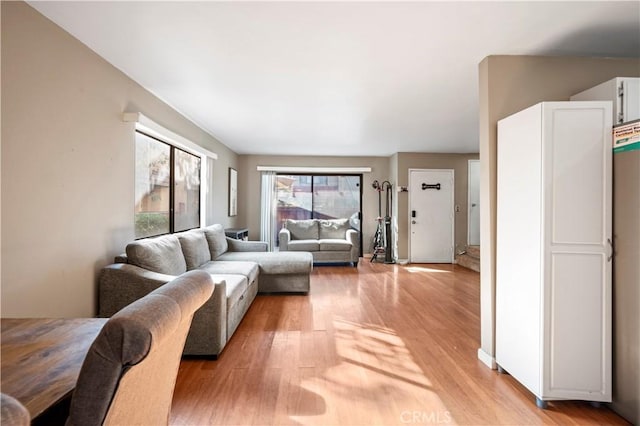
[276, 173, 363, 256]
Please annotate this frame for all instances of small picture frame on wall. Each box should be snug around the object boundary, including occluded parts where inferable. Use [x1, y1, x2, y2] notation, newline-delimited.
[228, 167, 238, 217]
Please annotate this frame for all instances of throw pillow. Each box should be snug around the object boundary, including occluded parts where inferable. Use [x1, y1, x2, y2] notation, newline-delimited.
[126, 234, 187, 276]
[204, 224, 229, 259]
[319, 218, 350, 239]
[177, 230, 211, 270]
[285, 219, 319, 240]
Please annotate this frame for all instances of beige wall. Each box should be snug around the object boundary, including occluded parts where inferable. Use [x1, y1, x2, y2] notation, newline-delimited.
[478, 55, 640, 422]
[239, 153, 479, 262]
[0, 0, 3, 298]
[0, 2, 240, 317]
[238, 155, 390, 254]
[394, 153, 479, 260]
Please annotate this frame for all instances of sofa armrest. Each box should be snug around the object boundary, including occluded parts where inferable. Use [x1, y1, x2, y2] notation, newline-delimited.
[346, 229, 360, 263]
[226, 237, 268, 252]
[98, 263, 176, 317]
[279, 228, 291, 251]
[186, 275, 227, 356]
[98, 262, 228, 356]
[346, 228, 359, 245]
[98, 263, 226, 318]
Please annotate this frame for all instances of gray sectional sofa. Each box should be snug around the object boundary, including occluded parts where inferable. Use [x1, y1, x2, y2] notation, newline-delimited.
[98, 224, 312, 357]
[279, 218, 359, 266]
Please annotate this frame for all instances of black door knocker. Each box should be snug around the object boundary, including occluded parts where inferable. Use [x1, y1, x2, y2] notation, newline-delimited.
[421, 183, 441, 190]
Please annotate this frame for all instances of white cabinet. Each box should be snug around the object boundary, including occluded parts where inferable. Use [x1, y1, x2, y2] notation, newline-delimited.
[495, 101, 613, 408]
[571, 77, 640, 124]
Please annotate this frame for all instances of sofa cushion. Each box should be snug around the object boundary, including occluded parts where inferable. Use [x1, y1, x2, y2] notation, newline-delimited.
[285, 219, 319, 240]
[218, 251, 313, 275]
[319, 218, 351, 239]
[199, 261, 259, 285]
[319, 239, 353, 251]
[177, 230, 211, 270]
[126, 234, 187, 276]
[203, 224, 228, 259]
[287, 240, 320, 251]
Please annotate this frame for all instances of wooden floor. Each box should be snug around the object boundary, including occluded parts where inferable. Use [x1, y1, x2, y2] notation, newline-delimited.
[171, 260, 628, 425]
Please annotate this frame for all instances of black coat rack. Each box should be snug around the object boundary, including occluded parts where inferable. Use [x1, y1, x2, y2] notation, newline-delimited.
[371, 180, 395, 264]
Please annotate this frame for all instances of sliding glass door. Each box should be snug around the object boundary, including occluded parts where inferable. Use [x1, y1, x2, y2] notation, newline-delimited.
[275, 174, 362, 253]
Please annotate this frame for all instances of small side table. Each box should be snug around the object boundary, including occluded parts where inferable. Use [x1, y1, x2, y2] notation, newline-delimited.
[225, 228, 249, 241]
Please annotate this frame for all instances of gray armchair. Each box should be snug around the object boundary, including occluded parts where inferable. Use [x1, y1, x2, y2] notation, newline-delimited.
[66, 270, 214, 426]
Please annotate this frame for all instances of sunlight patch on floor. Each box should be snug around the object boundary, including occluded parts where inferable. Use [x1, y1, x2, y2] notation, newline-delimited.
[405, 266, 452, 274]
[289, 319, 456, 425]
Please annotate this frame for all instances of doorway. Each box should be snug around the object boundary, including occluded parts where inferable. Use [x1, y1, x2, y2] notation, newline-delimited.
[409, 169, 454, 263]
[467, 160, 480, 246]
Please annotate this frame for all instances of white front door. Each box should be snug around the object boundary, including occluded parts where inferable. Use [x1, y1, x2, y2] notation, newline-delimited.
[468, 160, 480, 246]
[409, 169, 454, 263]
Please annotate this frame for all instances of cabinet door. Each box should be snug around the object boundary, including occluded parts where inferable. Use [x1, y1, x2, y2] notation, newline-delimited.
[496, 103, 544, 397]
[542, 102, 612, 401]
[621, 78, 640, 123]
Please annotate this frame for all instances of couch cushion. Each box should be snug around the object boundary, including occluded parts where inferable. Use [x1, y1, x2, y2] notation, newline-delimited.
[177, 230, 211, 270]
[199, 261, 259, 285]
[203, 224, 228, 259]
[319, 239, 353, 251]
[218, 251, 313, 275]
[126, 234, 187, 276]
[285, 219, 319, 240]
[319, 218, 351, 239]
[287, 240, 320, 251]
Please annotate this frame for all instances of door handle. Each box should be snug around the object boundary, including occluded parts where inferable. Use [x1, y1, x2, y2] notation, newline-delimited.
[607, 238, 614, 262]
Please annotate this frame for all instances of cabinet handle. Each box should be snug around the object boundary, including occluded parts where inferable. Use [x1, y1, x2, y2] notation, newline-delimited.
[607, 238, 614, 262]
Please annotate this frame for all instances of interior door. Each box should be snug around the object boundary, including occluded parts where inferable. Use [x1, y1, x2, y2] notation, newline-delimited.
[409, 169, 454, 263]
[468, 160, 480, 246]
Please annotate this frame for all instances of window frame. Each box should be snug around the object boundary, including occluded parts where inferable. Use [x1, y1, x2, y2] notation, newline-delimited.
[134, 129, 202, 239]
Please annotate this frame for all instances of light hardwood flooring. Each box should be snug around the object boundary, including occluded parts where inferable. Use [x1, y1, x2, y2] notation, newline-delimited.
[171, 260, 628, 425]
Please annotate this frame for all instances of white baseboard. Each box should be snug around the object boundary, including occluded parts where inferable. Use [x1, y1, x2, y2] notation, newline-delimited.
[477, 348, 497, 369]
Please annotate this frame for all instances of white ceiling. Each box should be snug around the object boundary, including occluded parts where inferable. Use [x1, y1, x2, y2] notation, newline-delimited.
[28, 1, 640, 157]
